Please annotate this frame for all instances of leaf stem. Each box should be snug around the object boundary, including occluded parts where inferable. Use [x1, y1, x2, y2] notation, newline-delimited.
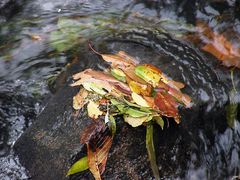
[146, 123, 160, 180]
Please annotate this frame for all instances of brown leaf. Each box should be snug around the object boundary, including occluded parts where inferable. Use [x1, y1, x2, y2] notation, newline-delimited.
[72, 69, 131, 95]
[154, 90, 180, 123]
[80, 122, 113, 180]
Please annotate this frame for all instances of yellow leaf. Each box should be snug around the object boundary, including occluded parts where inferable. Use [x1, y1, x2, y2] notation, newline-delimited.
[131, 92, 150, 107]
[72, 89, 89, 110]
[87, 101, 103, 119]
[124, 115, 149, 127]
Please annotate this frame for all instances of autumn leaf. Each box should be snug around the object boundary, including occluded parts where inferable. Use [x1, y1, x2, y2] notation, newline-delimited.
[89, 43, 137, 69]
[80, 122, 113, 180]
[131, 92, 150, 107]
[72, 69, 131, 95]
[73, 88, 89, 110]
[124, 115, 151, 127]
[154, 90, 180, 124]
[191, 21, 240, 68]
[87, 101, 103, 119]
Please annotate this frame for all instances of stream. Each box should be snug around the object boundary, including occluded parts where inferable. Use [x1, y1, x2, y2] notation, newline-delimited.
[0, 0, 240, 179]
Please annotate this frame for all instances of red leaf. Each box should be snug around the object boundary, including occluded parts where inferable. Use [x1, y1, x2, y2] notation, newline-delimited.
[154, 90, 180, 123]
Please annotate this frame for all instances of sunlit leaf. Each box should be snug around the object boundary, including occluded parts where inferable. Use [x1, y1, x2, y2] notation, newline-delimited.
[154, 91, 180, 124]
[146, 123, 160, 180]
[66, 156, 89, 176]
[87, 101, 103, 119]
[131, 92, 150, 107]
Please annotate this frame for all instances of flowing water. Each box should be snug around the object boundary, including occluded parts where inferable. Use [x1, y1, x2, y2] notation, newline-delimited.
[0, 0, 240, 179]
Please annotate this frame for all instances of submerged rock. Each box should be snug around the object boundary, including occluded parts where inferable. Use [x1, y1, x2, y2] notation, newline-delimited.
[14, 30, 237, 179]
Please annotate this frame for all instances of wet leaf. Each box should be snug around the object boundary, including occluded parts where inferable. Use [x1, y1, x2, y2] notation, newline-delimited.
[31, 35, 42, 41]
[80, 122, 113, 180]
[73, 88, 89, 110]
[131, 92, 150, 107]
[193, 22, 240, 68]
[226, 103, 238, 128]
[146, 123, 160, 180]
[66, 156, 89, 176]
[154, 116, 164, 130]
[87, 101, 103, 119]
[124, 115, 150, 127]
[109, 115, 116, 135]
[154, 91, 180, 124]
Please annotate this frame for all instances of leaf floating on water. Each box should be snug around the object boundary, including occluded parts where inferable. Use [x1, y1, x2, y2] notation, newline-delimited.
[188, 21, 240, 68]
[146, 123, 160, 180]
[87, 101, 103, 119]
[66, 156, 89, 176]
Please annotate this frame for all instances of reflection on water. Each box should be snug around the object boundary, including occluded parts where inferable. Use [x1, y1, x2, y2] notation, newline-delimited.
[0, 0, 239, 179]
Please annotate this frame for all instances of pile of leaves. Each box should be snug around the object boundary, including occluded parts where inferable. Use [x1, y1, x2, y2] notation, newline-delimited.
[67, 44, 192, 179]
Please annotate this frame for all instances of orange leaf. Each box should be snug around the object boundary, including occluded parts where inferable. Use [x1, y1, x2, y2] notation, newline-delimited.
[195, 21, 240, 68]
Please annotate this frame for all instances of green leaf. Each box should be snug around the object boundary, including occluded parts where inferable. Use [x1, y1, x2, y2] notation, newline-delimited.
[83, 82, 107, 95]
[109, 115, 116, 135]
[66, 156, 89, 176]
[111, 68, 126, 82]
[125, 108, 149, 118]
[226, 103, 238, 128]
[135, 65, 160, 86]
[146, 123, 160, 180]
[154, 116, 164, 129]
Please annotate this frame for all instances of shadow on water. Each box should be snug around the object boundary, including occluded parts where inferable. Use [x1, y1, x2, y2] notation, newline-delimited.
[0, 0, 240, 179]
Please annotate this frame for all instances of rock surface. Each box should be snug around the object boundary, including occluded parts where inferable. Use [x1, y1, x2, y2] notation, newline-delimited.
[14, 30, 237, 179]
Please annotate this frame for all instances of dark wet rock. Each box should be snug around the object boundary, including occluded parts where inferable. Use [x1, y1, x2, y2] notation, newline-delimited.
[14, 30, 239, 179]
[0, 0, 26, 19]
